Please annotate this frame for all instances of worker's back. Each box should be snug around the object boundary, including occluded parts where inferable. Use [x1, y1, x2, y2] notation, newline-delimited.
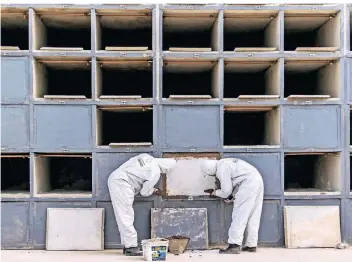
[218, 158, 262, 188]
[109, 153, 158, 195]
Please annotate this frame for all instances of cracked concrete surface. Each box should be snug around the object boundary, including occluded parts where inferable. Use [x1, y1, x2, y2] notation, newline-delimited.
[1, 248, 351, 262]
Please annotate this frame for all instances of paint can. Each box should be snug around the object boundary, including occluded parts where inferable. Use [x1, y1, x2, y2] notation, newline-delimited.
[142, 238, 169, 261]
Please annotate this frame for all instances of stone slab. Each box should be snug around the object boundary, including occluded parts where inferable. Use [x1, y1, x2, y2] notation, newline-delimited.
[151, 208, 208, 250]
[163, 154, 219, 196]
[46, 208, 104, 251]
[284, 206, 341, 248]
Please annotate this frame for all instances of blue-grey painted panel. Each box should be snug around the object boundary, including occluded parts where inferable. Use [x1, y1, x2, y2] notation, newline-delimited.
[346, 199, 352, 243]
[1, 105, 29, 148]
[222, 153, 281, 196]
[32, 202, 93, 248]
[1, 202, 30, 248]
[349, 59, 352, 102]
[283, 106, 340, 149]
[95, 153, 155, 199]
[97, 201, 154, 248]
[161, 200, 221, 244]
[224, 201, 282, 245]
[284, 199, 341, 206]
[34, 105, 91, 149]
[162, 106, 220, 148]
[1, 57, 29, 103]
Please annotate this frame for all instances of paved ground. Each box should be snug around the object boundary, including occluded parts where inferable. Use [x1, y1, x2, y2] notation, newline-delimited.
[1, 248, 351, 262]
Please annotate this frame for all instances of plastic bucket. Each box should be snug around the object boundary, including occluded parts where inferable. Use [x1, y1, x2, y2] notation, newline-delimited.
[142, 238, 169, 261]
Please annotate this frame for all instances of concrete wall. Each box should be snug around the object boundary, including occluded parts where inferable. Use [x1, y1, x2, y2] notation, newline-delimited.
[1, 4, 352, 249]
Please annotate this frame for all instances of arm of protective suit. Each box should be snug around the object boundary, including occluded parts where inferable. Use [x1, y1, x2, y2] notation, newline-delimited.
[139, 168, 161, 197]
[214, 164, 233, 199]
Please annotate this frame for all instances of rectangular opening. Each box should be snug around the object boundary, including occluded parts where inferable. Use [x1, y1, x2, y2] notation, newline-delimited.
[224, 61, 280, 99]
[33, 60, 91, 99]
[163, 61, 219, 99]
[162, 153, 220, 197]
[284, 153, 341, 194]
[97, 107, 153, 146]
[34, 154, 92, 197]
[1, 12, 29, 50]
[97, 61, 153, 99]
[32, 10, 91, 50]
[350, 109, 352, 147]
[284, 11, 340, 51]
[96, 10, 152, 51]
[224, 107, 280, 146]
[284, 60, 339, 99]
[163, 10, 219, 51]
[224, 11, 280, 51]
[1, 154, 30, 197]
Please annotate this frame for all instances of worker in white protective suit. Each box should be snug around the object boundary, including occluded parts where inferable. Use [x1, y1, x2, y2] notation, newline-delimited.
[201, 158, 264, 254]
[108, 153, 176, 256]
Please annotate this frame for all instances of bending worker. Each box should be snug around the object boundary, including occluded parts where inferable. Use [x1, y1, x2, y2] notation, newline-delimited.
[108, 153, 176, 256]
[201, 158, 264, 254]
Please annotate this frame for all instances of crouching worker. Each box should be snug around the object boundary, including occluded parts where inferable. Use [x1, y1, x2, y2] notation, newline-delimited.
[201, 158, 264, 254]
[108, 153, 176, 256]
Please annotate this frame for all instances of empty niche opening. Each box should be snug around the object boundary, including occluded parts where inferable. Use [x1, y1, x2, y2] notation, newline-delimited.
[96, 10, 152, 51]
[97, 61, 153, 99]
[224, 107, 280, 146]
[1, 155, 30, 196]
[97, 107, 153, 146]
[284, 60, 339, 99]
[284, 153, 341, 194]
[163, 10, 219, 51]
[284, 11, 340, 51]
[32, 10, 91, 50]
[34, 154, 92, 196]
[224, 11, 280, 51]
[1, 12, 29, 50]
[34, 60, 91, 99]
[163, 61, 219, 99]
[350, 109, 352, 147]
[224, 61, 280, 99]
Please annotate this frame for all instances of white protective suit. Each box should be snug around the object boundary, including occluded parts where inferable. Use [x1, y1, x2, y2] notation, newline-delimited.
[201, 158, 264, 247]
[108, 153, 176, 248]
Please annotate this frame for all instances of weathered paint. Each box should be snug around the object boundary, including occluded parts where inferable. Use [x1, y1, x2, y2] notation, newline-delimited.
[1, 4, 352, 250]
[151, 208, 208, 249]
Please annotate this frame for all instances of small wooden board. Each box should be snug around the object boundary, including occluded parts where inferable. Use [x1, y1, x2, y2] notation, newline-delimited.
[99, 95, 142, 99]
[40, 47, 84, 51]
[44, 95, 87, 99]
[1, 46, 20, 50]
[234, 47, 277, 52]
[169, 95, 212, 99]
[238, 95, 279, 99]
[169, 47, 212, 52]
[295, 47, 339, 52]
[287, 95, 330, 100]
[109, 142, 152, 147]
[105, 46, 149, 51]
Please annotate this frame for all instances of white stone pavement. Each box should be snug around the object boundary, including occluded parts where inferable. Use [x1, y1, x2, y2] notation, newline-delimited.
[1, 248, 351, 262]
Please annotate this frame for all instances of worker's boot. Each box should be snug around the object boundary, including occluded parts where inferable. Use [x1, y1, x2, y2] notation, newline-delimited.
[219, 244, 241, 254]
[125, 247, 143, 256]
[242, 246, 257, 252]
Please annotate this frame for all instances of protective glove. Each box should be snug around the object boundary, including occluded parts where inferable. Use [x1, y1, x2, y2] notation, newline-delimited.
[153, 188, 164, 196]
[224, 194, 234, 204]
[204, 189, 217, 198]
